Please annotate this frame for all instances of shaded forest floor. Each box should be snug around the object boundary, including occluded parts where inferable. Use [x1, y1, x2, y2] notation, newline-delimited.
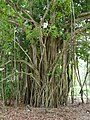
[0, 103, 90, 120]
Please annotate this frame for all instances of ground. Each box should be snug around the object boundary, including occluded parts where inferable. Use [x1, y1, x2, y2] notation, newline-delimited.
[0, 103, 90, 120]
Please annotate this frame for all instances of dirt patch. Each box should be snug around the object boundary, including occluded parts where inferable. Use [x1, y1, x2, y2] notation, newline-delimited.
[0, 103, 90, 120]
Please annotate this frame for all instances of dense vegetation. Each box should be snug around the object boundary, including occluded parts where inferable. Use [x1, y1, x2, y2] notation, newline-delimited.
[0, 0, 90, 107]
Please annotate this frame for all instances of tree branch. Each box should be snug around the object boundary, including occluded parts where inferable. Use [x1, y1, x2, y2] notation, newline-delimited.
[78, 11, 90, 18]
[8, 19, 26, 30]
[6, 0, 37, 27]
[40, 3, 50, 25]
[65, 11, 90, 27]
[40, 0, 54, 25]
[21, 8, 38, 27]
